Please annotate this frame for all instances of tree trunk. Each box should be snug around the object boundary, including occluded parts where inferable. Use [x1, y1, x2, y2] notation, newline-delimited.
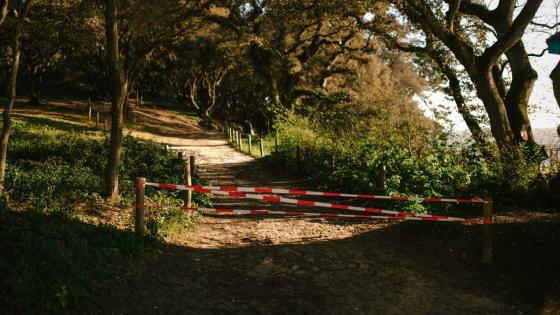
[0, 48, 20, 187]
[0, 0, 31, 188]
[0, 0, 7, 28]
[29, 69, 41, 106]
[471, 69, 519, 158]
[550, 61, 560, 116]
[504, 42, 537, 143]
[104, 0, 127, 205]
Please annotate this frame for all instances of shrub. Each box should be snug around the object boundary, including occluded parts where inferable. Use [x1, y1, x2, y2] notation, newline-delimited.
[271, 113, 547, 211]
[4, 119, 211, 215]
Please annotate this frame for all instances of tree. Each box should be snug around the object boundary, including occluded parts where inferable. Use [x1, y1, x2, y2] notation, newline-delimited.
[0, 0, 7, 28]
[0, 0, 32, 188]
[387, 0, 543, 161]
[103, 0, 126, 204]
[20, 0, 70, 105]
[103, 0, 208, 204]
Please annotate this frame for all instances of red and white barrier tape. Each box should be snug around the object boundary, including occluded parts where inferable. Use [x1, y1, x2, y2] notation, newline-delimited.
[148, 206, 483, 224]
[145, 182, 483, 203]
[144, 182, 476, 222]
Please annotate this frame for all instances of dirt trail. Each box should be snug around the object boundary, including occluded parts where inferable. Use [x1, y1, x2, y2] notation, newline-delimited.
[13, 104, 560, 314]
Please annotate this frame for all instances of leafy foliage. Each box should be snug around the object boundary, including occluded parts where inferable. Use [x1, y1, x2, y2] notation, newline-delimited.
[272, 112, 552, 210]
[4, 118, 210, 216]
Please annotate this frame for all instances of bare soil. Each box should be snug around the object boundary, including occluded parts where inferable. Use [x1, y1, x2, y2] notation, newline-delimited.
[13, 102, 560, 315]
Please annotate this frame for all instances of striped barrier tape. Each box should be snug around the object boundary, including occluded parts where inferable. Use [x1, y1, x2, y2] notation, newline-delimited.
[149, 206, 483, 223]
[145, 182, 484, 203]
[144, 182, 478, 222]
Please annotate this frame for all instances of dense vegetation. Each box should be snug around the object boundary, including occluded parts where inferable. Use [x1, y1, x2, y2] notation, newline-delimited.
[272, 113, 554, 210]
[1, 0, 558, 207]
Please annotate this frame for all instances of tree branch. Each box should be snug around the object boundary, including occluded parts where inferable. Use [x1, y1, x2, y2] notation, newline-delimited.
[445, 0, 461, 32]
[479, 0, 543, 70]
[531, 21, 560, 29]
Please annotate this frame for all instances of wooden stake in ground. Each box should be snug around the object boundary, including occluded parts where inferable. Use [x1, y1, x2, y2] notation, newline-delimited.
[179, 152, 192, 208]
[187, 155, 195, 208]
[88, 105, 92, 121]
[483, 197, 493, 264]
[260, 137, 264, 157]
[96, 112, 100, 128]
[135, 177, 146, 242]
[239, 133, 244, 151]
[248, 134, 252, 155]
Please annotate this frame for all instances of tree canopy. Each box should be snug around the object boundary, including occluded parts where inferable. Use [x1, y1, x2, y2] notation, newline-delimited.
[1, 0, 558, 200]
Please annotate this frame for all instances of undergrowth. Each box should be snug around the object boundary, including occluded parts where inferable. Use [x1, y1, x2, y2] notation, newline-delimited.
[0, 115, 211, 312]
[269, 114, 556, 213]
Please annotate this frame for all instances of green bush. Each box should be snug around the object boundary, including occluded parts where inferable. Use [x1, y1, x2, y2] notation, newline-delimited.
[4, 119, 211, 214]
[271, 113, 547, 211]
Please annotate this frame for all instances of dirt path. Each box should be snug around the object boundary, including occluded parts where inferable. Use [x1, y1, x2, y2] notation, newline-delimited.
[13, 103, 560, 314]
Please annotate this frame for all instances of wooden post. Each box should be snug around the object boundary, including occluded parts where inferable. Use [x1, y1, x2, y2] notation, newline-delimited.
[179, 152, 192, 208]
[188, 155, 195, 208]
[104, 119, 108, 131]
[260, 137, 264, 157]
[248, 134, 252, 155]
[135, 177, 146, 242]
[275, 132, 279, 152]
[136, 90, 139, 107]
[140, 96, 143, 107]
[378, 164, 387, 193]
[88, 105, 92, 121]
[239, 133, 244, 151]
[296, 146, 302, 171]
[483, 197, 493, 264]
[96, 112, 100, 127]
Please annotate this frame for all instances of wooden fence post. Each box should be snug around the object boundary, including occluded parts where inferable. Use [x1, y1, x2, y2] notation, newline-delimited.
[260, 137, 264, 157]
[88, 105, 92, 121]
[483, 197, 493, 264]
[189, 156, 196, 206]
[96, 112, 100, 128]
[296, 146, 302, 172]
[104, 119, 108, 131]
[378, 164, 387, 193]
[275, 132, 279, 152]
[135, 177, 146, 242]
[182, 153, 192, 208]
[239, 133, 244, 151]
[248, 134, 252, 155]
